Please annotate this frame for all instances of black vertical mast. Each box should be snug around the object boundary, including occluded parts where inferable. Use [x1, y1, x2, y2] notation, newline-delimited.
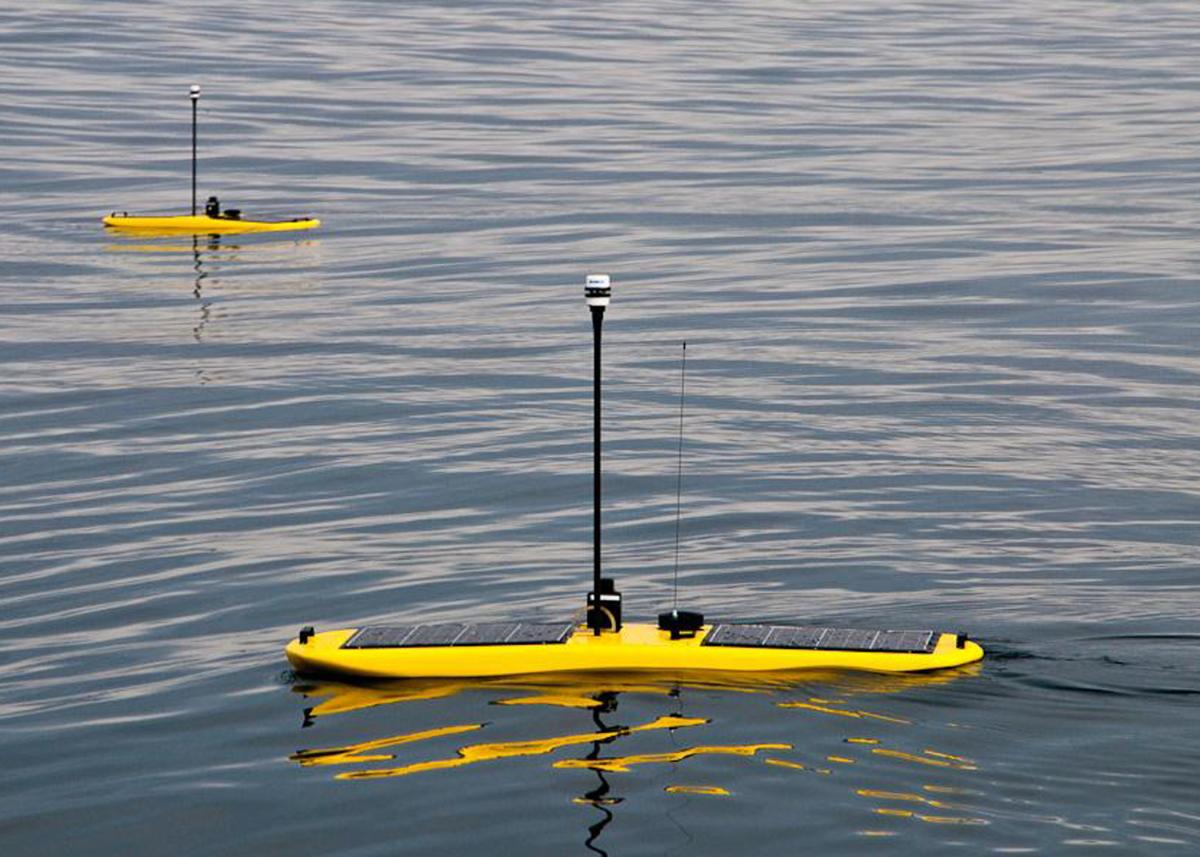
[585, 274, 619, 633]
[190, 84, 200, 215]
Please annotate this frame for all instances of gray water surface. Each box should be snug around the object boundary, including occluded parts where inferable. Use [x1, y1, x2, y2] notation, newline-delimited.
[2, 1, 1199, 853]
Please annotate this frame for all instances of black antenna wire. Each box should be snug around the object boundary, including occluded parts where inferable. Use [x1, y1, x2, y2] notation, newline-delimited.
[672, 342, 687, 611]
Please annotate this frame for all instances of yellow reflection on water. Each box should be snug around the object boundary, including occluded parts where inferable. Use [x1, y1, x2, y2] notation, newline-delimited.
[858, 789, 928, 803]
[763, 757, 806, 771]
[288, 664, 986, 851]
[777, 701, 911, 724]
[855, 788, 973, 812]
[915, 814, 988, 826]
[923, 749, 974, 763]
[854, 758, 987, 827]
[871, 747, 978, 770]
[871, 805, 989, 826]
[107, 242, 242, 253]
[290, 723, 483, 767]
[777, 701, 863, 718]
[334, 715, 707, 781]
[764, 757, 832, 775]
[301, 680, 471, 718]
[285, 667, 988, 854]
[292, 661, 982, 724]
[554, 743, 790, 774]
[664, 785, 731, 796]
[493, 694, 604, 709]
[923, 784, 981, 796]
[294, 675, 686, 720]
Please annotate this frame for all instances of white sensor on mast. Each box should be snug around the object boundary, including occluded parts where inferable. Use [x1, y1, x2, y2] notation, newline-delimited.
[585, 273, 611, 307]
[189, 84, 201, 100]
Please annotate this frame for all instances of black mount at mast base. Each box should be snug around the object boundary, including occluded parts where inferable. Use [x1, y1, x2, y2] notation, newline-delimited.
[586, 578, 622, 633]
[658, 609, 704, 640]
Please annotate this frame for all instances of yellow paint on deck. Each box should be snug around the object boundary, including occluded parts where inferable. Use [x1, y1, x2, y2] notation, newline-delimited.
[103, 213, 320, 235]
[285, 623, 984, 679]
[555, 743, 791, 774]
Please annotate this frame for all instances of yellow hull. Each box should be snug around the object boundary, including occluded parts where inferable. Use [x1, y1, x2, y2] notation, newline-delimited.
[286, 623, 984, 679]
[102, 213, 320, 235]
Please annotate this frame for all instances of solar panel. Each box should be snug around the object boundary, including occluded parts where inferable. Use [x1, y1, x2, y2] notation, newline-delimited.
[341, 625, 417, 648]
[342, 621, 575, 649]
[881, 630, 936, 652]
[702, 623, 936, 654]
[506, 623, 575, 644]
[704, 624, 773, 647]
[456, 622, 521, 646]
[763, 626, 826, 648]
[405, 623, 468, 646]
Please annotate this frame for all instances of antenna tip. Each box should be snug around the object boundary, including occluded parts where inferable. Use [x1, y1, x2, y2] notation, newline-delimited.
[190, 84, 201, 99]
[585, 273, 611, 307]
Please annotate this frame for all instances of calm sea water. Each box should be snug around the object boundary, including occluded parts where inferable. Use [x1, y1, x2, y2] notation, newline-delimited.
[3, 1, 1199, 853]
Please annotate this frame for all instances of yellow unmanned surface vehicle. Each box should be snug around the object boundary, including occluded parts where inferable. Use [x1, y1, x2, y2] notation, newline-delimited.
[103, 85, 318, 236]
[285, 623, 983, 679]
[286, 275, 984, 679]
[103, 212, 319, 235]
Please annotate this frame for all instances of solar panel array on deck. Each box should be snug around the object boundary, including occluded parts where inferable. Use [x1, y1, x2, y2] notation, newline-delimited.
[342, 621, 575, 649]
[702, 624, 936, 654]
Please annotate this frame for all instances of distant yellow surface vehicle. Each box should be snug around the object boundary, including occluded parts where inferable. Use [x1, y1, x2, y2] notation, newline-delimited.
[103, 212, 319, 235]
[104, 84, 319, 237]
